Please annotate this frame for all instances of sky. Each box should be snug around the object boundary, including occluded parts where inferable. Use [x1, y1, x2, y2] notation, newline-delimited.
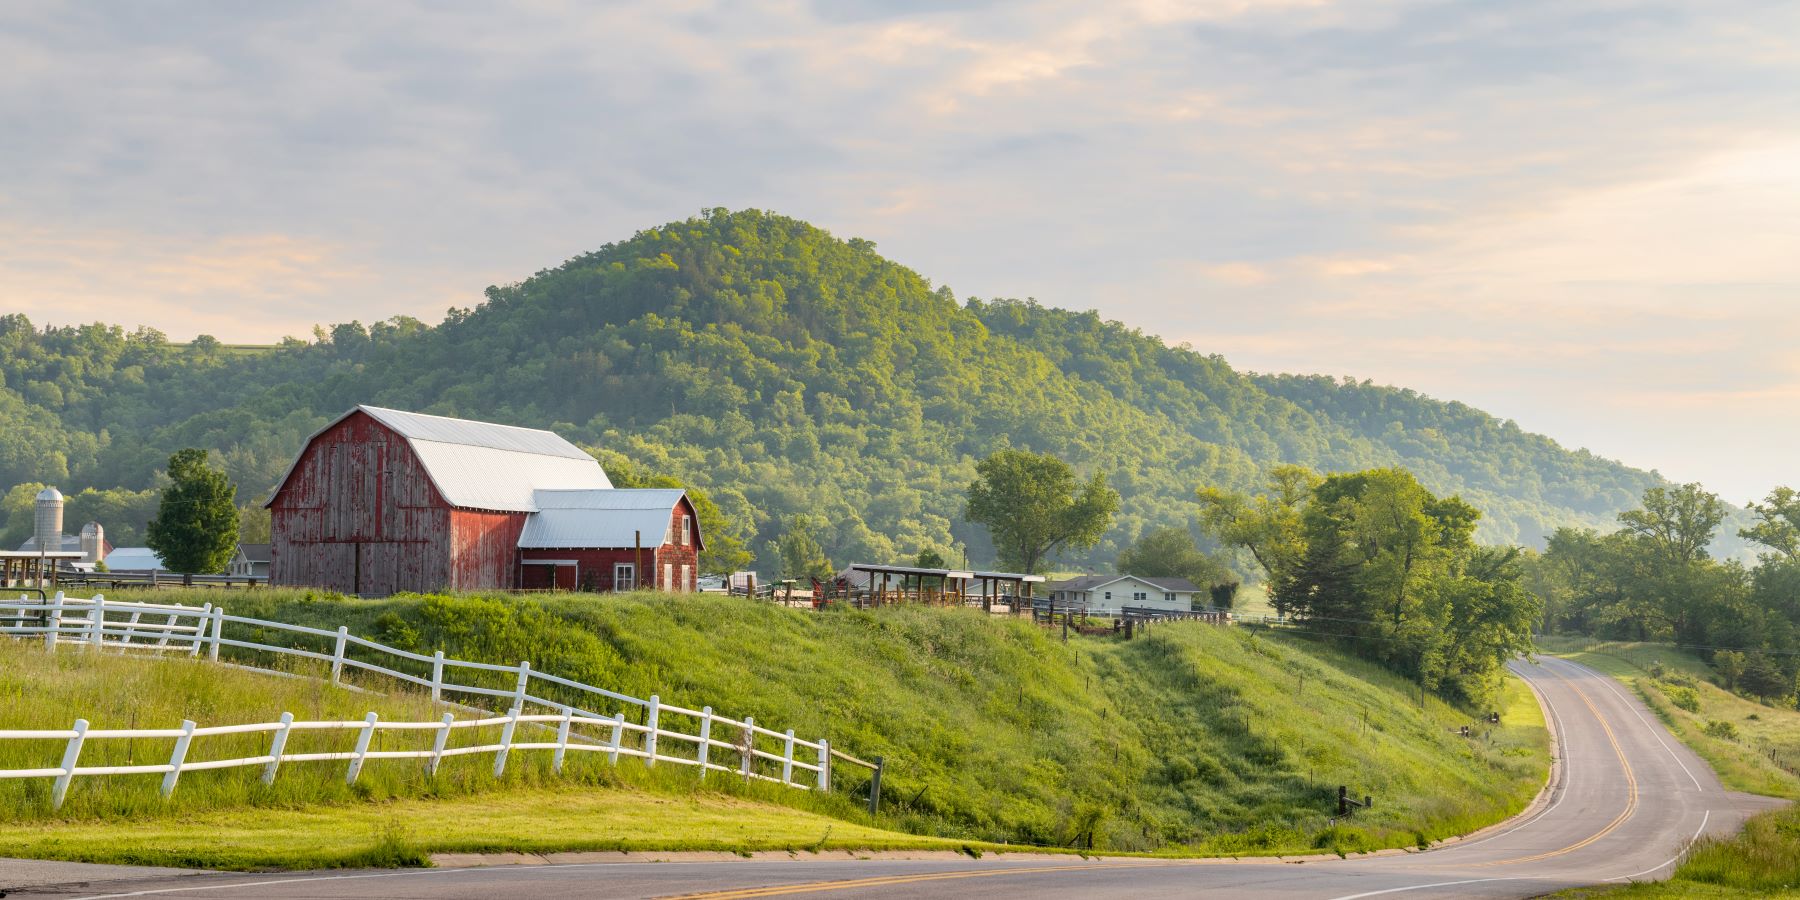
[2, 0, 1797, 504]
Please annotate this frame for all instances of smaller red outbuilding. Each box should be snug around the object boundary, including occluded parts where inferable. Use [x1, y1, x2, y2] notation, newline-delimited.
[517, 488, 703, 592]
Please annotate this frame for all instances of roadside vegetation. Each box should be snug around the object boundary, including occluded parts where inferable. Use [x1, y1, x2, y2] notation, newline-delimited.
[2, 592, 1548, 867]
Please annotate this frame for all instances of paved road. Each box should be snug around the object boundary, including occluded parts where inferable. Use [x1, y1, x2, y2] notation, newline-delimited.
[5, 657, 1784, 899]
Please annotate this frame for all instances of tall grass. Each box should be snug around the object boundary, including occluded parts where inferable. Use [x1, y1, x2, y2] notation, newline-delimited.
[84, 588, 1547, 854]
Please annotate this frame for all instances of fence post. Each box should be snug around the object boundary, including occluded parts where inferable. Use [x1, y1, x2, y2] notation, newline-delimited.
[494, 706, 520, 778]
[208, 605, 223, 662]
[868, 756, 884, 815]
[817, 739, 830, 792]
[513, 661, 532, 710]
[554, 708, 572, 775]
[608, 712, 625, 766]
[428, 713, 454, 776]
[330, 626, 349, 683]
[697, 706, 713, 780]
[782, 729, 796, 785]
[431, 651, 445, 703]
[51, 718, 88, 810]
[161, 720, 197, 798]
[88, 594, 105, 649]
[262, 712, 295, 784]
[346, 712, 378, 783]
[740, 716, 755, 778]
[643, 695, 660, 766]
[44, 591, 64, 652]
[189, 602, 212, 657]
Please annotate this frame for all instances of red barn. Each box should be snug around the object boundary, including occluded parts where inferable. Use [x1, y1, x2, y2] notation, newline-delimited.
[267, 406, 703, 596]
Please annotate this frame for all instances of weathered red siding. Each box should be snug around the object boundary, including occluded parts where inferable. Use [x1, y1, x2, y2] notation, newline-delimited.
[449, 509, 527, 591]
[518, 496, 702, 592]
[270, 411, 453, 596]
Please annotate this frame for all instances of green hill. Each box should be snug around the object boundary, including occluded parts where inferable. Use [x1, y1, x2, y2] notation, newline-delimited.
[0, 208, 1715, 570]
[3, 592, 1548, 862]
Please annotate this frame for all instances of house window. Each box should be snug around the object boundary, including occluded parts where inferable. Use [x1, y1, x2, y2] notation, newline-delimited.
[1104, 591, 1112, 600]
[681, 515, 692, 546]
[1133, 591, 1147, 602]
[613, 563, 635, 592]
[1165, 593, 1174, 603]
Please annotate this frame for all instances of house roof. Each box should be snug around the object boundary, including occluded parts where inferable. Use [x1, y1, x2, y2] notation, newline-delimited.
[104, 548, 167, 571]
[517, 489, 701, 550]
[235, 543, 271, 563]
[19, 534, 82, 553]
[1046, 574, 1201, 593]
[267, 406, 613, 513]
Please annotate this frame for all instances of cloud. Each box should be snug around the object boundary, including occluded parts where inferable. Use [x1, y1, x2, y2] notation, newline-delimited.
[1, 0, 1798, 498]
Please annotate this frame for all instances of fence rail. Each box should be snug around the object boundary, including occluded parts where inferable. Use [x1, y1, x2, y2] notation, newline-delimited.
[1, 593, 878, 810]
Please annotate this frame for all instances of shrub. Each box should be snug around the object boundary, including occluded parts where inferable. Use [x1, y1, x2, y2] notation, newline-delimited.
[1703, 720, 1740, 741]
[1661, 682, 1701, 714]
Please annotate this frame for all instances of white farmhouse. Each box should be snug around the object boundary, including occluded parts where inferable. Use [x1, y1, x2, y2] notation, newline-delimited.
[1044, 574, 1201, 613]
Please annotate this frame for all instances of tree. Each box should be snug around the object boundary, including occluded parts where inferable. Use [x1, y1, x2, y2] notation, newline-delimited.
[237, 499, 272, 544]
[1743, 486, 1800, 562]
[1116, 527, 1229, 589]
[1196, 465, 1318, 612]
[1740, 654, 1789, 703]
[915, 548, 947, 569]
[1713, 650, 1746, 691]
[1618, 483, 1725, 566]
[145, 449, 239, 575]
[773, 515, 833, 581]
[964, 450, 1118, 574]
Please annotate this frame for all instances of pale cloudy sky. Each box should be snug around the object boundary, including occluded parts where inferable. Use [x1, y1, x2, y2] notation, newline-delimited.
[3, 1, 1797, 503]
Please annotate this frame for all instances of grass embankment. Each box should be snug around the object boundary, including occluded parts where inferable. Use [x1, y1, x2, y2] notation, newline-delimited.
[1541, 637, 1800, 897]
[3, 591, 1547, 867]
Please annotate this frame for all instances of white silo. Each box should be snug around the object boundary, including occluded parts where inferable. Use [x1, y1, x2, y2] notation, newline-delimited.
[80, 521, 105, 564]
[34, 486, 64, 555]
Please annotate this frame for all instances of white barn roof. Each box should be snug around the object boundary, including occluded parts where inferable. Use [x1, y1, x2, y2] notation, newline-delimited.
[268, 406, 613, 513]
[104, 547, 166, 572]
[518, 489, 695, 549]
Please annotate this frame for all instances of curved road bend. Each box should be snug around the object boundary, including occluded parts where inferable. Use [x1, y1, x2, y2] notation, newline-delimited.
[22, 657, 1787, 900]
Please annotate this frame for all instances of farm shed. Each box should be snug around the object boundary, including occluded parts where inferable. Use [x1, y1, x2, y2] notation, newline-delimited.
[266, 406, 701, 596]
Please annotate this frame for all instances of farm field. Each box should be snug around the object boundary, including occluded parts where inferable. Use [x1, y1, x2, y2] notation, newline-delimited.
[2, 591, 1549, 868]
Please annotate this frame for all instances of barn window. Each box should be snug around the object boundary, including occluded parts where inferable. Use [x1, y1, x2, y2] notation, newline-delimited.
[614, 563, 635, 592]
[682, 514, 692, 546]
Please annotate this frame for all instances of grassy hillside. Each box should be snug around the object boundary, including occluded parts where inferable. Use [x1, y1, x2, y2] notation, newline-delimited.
[0, 209, 1703, 571]
[40, 589, 1550, 858]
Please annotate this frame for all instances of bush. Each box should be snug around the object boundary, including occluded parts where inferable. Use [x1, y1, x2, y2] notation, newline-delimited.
[1661, 682, 1701, 713]
[1703, 719, 1740, 741]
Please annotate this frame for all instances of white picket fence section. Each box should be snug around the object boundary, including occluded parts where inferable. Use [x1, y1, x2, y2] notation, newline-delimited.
[0, 593, 876, 809]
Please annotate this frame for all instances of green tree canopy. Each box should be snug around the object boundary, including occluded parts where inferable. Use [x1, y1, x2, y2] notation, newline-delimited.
[964, 449, 1118, 575]
[145, 448, 239, 575]
[1743, 486, 1800, 562]
[1116, 527, 1230, 589]
[773, 515, 833, 581]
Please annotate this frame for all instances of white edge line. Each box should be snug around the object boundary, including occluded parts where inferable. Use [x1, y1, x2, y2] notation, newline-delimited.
[1326, 876, 1521, 899]
[1545, 656, 1704, 792]
[1604, 809, 1709, 882]
[1435, 660, 1572, 853]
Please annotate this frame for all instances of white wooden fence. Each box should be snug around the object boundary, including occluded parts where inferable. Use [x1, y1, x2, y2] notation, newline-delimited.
[0, 594, 878, 809]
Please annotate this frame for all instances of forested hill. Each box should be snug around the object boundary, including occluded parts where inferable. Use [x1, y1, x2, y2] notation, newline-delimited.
[0, 209, 1690, 569]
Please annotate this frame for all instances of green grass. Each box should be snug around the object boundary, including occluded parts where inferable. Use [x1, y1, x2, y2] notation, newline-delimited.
[1, 591, 1550, 867]
[1536, 637, 1800, 799]
[0, 786, 996, 870]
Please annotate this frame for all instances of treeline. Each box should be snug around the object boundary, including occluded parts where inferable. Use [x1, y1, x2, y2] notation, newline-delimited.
[1534, 485, 1800, 704]
[1195, 466, 1538, 706]
[0, 209, 1703, 572]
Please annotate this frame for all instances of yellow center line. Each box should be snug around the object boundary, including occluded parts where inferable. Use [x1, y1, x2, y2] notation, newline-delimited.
[662, 861, 1191, 899]
[1460, 678, 1638, 868]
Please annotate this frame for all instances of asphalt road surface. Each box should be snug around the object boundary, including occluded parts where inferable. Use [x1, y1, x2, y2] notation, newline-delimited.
[5, 657, 1785, 899]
